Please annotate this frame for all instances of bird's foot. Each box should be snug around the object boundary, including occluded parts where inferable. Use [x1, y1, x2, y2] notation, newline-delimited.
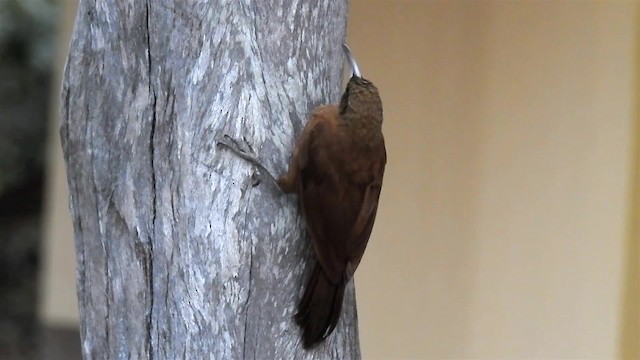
[216, 134, 279, 187]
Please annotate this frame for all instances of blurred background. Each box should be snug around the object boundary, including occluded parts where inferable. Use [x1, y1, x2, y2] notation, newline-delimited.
[0, 0, 81, 359]
[1, 0, 638, 359]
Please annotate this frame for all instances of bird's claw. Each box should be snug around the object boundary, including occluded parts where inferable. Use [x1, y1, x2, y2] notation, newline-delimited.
[216, 134, 279, 187]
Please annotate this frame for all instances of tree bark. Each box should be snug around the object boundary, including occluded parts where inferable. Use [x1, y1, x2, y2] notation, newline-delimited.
[60, 1, 359, 359]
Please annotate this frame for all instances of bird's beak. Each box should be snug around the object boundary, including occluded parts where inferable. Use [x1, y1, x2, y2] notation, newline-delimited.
[342, 43, 361, 78]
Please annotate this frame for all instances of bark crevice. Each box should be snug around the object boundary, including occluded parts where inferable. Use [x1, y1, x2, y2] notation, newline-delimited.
[145, 2, 157, 359]
[241, 189, 254, 360]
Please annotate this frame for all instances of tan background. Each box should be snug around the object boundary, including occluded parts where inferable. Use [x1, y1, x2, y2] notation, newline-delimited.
[41, 1, 639, 359]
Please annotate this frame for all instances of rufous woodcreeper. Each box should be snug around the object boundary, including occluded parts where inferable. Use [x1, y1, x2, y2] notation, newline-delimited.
[278, 44, 386, 348]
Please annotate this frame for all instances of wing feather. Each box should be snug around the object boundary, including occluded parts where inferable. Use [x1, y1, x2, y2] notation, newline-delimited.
[294, 108, 386, 284]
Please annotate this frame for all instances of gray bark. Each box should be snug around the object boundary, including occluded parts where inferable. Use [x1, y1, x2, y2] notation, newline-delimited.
[60, 1, 359, 359]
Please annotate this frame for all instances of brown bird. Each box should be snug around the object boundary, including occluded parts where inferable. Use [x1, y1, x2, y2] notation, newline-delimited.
[277, 44, 386, 348]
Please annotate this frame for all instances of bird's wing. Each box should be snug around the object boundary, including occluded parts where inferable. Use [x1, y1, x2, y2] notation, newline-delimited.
[345, 145, 386, 277]
[296, 114, 365, 284]
[278, 106, 334, 193]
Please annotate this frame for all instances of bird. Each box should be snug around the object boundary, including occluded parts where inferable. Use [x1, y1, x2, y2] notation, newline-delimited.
[277, 44, 386, 348]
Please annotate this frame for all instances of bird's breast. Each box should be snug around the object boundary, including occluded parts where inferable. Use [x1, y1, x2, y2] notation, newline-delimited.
[324, 143, 379, 186]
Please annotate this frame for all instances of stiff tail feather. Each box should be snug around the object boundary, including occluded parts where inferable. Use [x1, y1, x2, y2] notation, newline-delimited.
[294, 264, 346, 349]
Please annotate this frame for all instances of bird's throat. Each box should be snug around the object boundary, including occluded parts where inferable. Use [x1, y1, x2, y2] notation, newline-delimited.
[342, 113, 383, 148]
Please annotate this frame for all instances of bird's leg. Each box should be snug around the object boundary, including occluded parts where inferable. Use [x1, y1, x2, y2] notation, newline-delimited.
[276, 152, 299, 194]
[216, 134, 279, 187]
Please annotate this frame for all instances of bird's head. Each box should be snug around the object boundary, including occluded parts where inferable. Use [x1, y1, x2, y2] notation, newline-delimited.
[339, 44, 383, 123]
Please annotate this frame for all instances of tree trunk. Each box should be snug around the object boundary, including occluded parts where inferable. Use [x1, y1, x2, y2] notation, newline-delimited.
[60, 1, 359, 359]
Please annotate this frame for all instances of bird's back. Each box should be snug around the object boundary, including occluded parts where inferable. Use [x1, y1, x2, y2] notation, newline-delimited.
[299, 105, 386, 283]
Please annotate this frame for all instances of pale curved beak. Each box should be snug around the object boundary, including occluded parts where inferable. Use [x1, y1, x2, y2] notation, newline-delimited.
[342, 43, 362, 78]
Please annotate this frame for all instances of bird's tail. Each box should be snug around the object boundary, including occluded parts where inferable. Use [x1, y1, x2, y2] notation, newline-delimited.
[294, 264, 346, 349]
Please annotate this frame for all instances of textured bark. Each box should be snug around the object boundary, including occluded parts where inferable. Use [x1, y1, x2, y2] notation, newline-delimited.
[60, 1, 359, 359]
